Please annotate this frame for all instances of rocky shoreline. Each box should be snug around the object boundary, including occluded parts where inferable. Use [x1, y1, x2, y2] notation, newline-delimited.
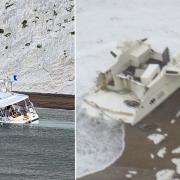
[14, 91, 75, 110]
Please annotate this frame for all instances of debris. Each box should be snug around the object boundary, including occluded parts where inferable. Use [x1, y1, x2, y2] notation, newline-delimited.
[53, 10, 57, 16]
[171, 158, 180, 175]
[172, 146, 180, 154]
[150, 153, 155, 159]
[128, 170, 137, 175]
[176, 110, 180, 118]
[155, 169, 175, 180]
[157, 147, 167, 158]
[156, 128, 162, 132]
[170, 119, 176, 124]
[147, 133, 165, 145]
[0, 29, 4, 33]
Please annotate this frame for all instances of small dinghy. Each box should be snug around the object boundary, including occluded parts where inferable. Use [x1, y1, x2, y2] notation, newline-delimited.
[0, 77, 39, 125]
[82, 39, 180, 125]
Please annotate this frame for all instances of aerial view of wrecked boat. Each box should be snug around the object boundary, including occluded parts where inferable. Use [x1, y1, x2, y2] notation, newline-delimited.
[83, 38, 180, 125]
[0, 76, 39, 125]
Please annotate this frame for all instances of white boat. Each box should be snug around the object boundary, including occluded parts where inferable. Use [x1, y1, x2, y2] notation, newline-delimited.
[82, 39, 180, 125]
[0, 78, 39, 125]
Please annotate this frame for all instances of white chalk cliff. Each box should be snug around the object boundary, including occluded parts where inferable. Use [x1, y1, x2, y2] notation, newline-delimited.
[0, 0, 74, 94]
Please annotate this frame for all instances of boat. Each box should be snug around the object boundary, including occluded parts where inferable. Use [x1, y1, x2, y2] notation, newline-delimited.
[0, 77, 39, 125]
[82, 38, 180, 125]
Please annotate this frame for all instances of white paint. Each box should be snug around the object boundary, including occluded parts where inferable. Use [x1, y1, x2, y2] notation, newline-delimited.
[172, 158, 180, 175]
[148, 133, 165, 145]
[172, 146, 180, 154]
[157, 147, 167, 158]
[155, 169, 175, 180]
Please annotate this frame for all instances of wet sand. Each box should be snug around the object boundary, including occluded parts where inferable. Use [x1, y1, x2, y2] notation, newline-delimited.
[14, 91, 75, 110]
[80, 89, 180, 180]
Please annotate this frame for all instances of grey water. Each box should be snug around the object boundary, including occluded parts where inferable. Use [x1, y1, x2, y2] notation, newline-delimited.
[0, 108, 75, 180]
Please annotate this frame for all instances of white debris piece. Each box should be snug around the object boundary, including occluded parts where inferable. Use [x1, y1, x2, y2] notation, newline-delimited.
[156, 128, 162, 132]
[170, 119, 176, 124]
[157, 147, 167, 158]
[176, 110, 180, 118]
[172, 158, 180, 175]
[172, 146, 180, 154]
[150, 153, 155, 159]
[148, 133, 165, 145]
[128, 170, 138, 175]
[155, 169, 175, 180]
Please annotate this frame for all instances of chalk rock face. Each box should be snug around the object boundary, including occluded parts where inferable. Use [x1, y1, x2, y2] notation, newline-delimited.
[0, 0, 74, 94]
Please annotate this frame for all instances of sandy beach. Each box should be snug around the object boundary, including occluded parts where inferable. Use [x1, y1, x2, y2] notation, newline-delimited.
[79, 89, 180, 179]
[14, 91, 75, 110]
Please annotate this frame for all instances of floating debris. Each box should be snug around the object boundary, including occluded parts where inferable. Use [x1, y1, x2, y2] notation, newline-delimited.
[155, 169, 175, 180]
[157, 147, 167, 158]
[170, 119, 176, 124]
[171, 158, 180, 175]
[5, 3, 14, 9]
[176, 110, 180, 118]
[147, 133, 165, 145]
[4, 32, 11, 37]
[150, 153, 155, 159]
[22, 20, 28, 28]
[172, 146, 180, 154]
[125, 174, 132, 178]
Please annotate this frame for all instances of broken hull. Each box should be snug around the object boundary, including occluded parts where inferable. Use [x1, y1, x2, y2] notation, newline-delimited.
[83, 76, 180, 125]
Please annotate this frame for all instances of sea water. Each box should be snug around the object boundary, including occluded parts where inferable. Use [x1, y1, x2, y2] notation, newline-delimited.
[0, 108, 75, 180]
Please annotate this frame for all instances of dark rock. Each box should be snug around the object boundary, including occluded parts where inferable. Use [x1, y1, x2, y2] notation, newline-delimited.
[0, 29, 4, 33]
[4, 33, 11, 37]
[53, 10, 57, 16]
[5, 3, 14, 9]
[70, 31, 75, 35]
[5, 46, 8, 49]
[37, 44, 42, 48]
[25, 43, 30, 46]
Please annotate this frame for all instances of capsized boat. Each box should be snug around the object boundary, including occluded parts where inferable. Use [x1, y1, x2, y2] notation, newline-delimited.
[82, 38, 180, 125]
[0, 78, 39, 125]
